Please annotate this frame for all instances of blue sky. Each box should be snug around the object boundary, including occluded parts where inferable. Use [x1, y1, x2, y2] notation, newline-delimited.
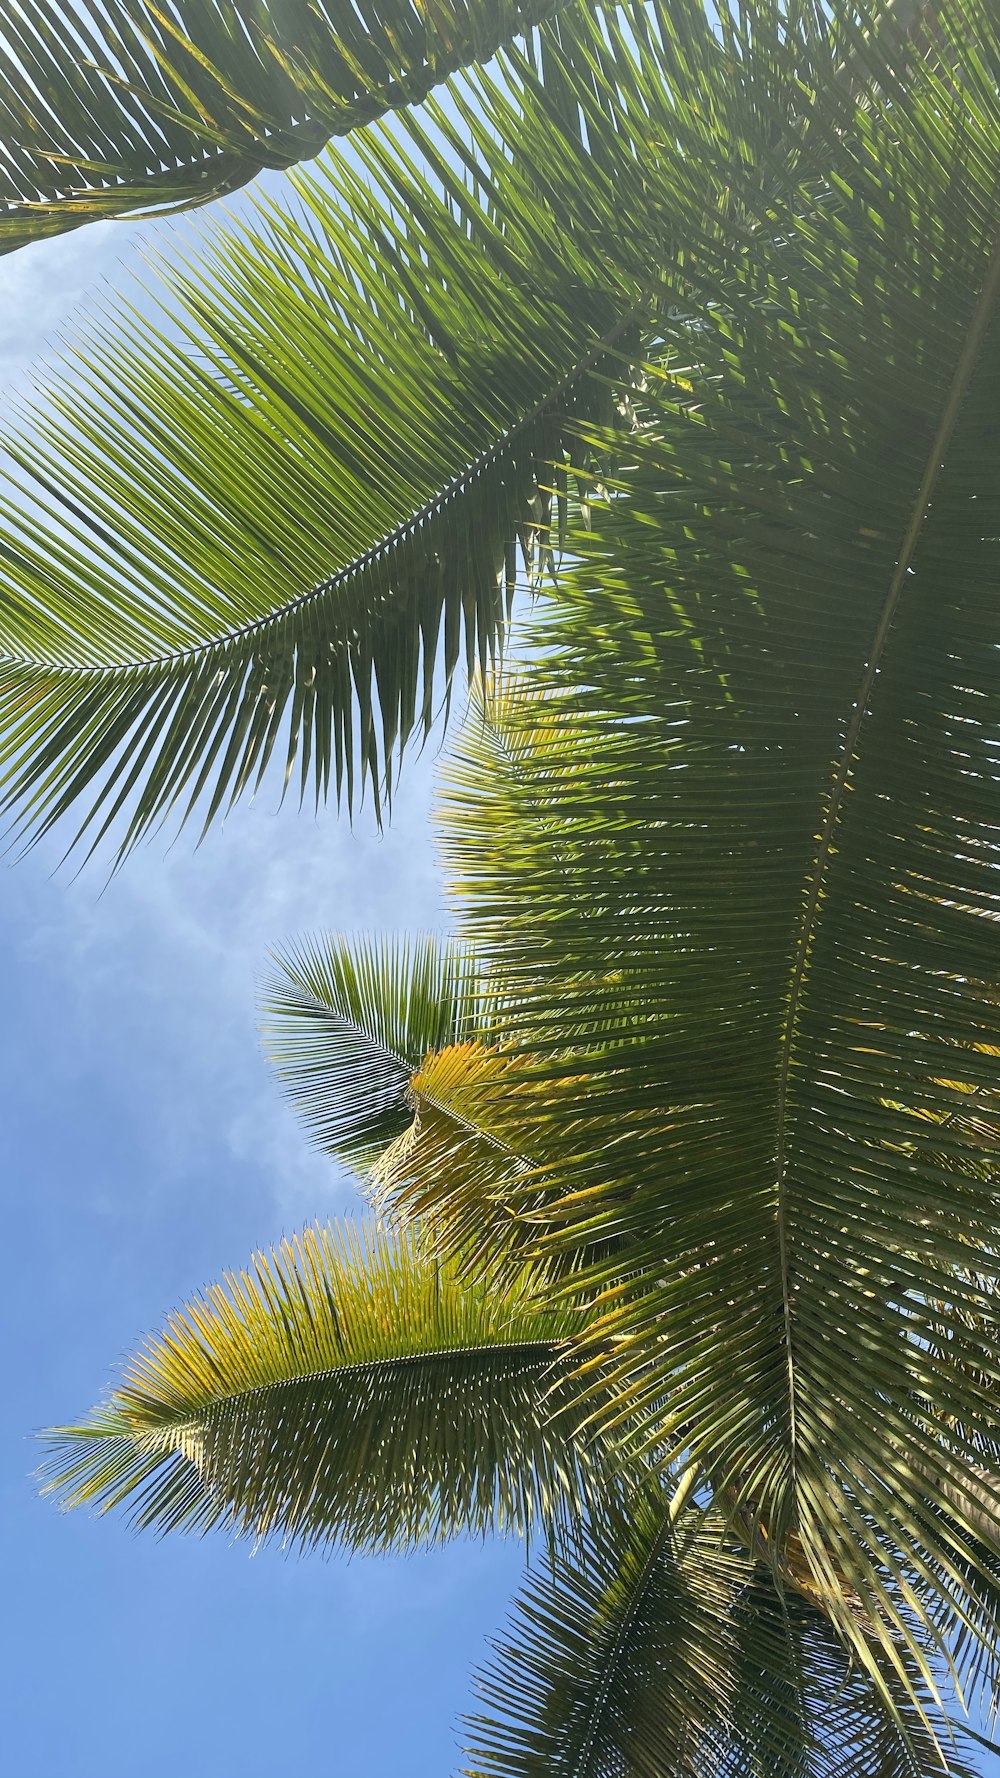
[0, 207, 525, 1777]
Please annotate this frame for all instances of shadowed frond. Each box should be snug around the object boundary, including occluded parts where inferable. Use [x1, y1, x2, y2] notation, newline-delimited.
[463, 1493, 747, 1778]
[260, 932, 484, 1170]
[464, 1497, 975, 1778]
[716, 1577, 980, 1778]
[0, 0, 568, 251]
[40, 1221, 600, 1551]
[435, 0, 1000, 1711]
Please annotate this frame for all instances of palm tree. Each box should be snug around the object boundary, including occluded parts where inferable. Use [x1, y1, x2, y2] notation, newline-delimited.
[22, 0, 1000, 1767]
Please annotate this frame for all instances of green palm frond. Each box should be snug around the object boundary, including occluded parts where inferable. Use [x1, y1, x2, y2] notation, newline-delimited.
[40, 1220, 599, 1551]
[433, 0, 1000, 1704]
[717, 1578, 979, 1778]
[464, 1496, 974, 1778]
[0, 31, 664, 862]
[261, 932, 484, 1171]
[464, 1493, 746, 1778]
[0, 0, 857, 864]
[0, 0, 568, 251]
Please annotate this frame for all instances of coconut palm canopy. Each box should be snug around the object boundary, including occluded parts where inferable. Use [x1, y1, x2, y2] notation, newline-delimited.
[25, 0, 1000, 1771]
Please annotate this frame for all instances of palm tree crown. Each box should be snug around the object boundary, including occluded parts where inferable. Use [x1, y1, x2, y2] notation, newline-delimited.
[26, 0, 1000, 1771]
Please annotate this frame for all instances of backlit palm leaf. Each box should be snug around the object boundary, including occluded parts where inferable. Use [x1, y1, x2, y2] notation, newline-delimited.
[373, 1038, 549, 1268]
[434, 0, 1000, 1705]
[0, 36, 660, 861]
[0, 0, 567, 251]
[0, 0, 855, 864]
[40, 1220, 599, 1550]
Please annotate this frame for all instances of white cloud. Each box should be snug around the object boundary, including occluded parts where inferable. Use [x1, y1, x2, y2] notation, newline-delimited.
[6, 745, 448, 1224]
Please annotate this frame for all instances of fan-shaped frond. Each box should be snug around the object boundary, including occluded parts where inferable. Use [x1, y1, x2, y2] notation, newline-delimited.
[0, 0, 568, 251]
[40, 1221, 599, 1551]
[260, 932, 484, 1171]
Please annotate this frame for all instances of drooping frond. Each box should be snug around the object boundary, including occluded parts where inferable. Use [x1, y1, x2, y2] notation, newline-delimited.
[464, 1497, 975, 1778]
[0, 0, 849, 862]
[260, 932, 483, 1171]
[0, 99, 645, 860]
[463, 1493, 746, 1778]
[0, 0, 567, 251]
[435, 0, 1000, 1707]
[718, 1577, 980, 1778]
[40, 1221, 599, 1551]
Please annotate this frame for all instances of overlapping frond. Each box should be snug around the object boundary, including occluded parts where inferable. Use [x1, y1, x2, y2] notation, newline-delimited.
[40, 1221, 598, 1551]
[717, 1579, 979, 1778]
[435, 0, 1000, 1709]
[464, 1493, 746, 1778]
[0, 35, 662, 861]
[373, 1038, 549, 1265]
[0, 0, 567, 251]
[464, 1496, 973, 1778]
[0, 0, 850, 863]
[260, 932, 484, 1170]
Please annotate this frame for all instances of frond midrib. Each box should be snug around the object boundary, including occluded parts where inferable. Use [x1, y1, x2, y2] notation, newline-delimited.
[264, 986, 414, 1077]
[120, 1336, 569, 1438]
[411, 1068, 538, 1172]
[1, 302, 645, 682]
[562, 1504, 675, 1777]
[771, 227, 1000, 1475]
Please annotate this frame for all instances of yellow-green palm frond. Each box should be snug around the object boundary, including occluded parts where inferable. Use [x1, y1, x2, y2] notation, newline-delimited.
[0, 0, 569, 252]
[372, 1038, 545, 1267]
[40, 1221, 601, 1551]
[260, 932, 486, 1173]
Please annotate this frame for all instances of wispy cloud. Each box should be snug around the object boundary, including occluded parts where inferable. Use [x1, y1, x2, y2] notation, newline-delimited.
[7, 748, 447, 1225]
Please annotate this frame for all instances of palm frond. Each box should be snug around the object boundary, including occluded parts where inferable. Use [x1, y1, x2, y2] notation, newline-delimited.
[372, 1038, 545, 1266]
[434, 0, 1000, 1705]
[260, 932, 484, 1171]
[718, 1577, 980, 1778]
[40, 1221, 599, 1551]
[0, 0, 568, 251]
[0, 23, 669, 862]
[464, 1496, 975, 1778]
[0, 0, 855, 864]
[464, 1493, 746, 1778]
